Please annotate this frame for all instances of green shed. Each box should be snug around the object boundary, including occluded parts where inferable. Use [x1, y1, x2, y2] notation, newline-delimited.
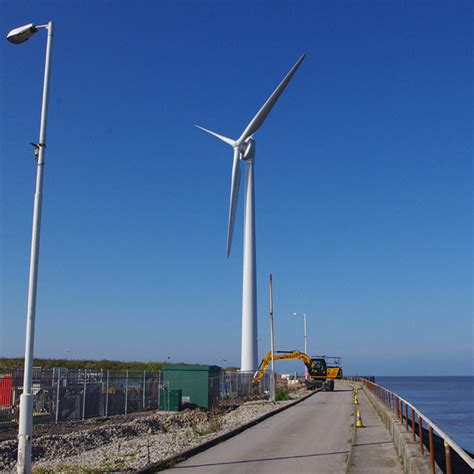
[161, 365, 221, 409]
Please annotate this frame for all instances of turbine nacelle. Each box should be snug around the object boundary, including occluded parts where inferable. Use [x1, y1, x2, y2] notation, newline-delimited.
[240, 137, 255, 161]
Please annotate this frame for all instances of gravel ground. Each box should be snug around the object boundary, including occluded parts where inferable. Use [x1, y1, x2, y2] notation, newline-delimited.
[0, 411, 164, 442]
[0, 388, 309, 472]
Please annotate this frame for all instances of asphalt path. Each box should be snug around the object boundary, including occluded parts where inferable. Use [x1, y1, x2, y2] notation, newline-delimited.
[165, 382, 353, 474]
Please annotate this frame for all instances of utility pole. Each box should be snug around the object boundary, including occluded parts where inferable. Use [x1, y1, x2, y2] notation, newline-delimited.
[269, 274, 275, 402]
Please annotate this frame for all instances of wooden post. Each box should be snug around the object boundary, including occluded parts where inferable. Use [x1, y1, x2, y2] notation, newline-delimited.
[419, 416, 424, 455]
[429, 425, 435, 474]
[405, 404, 409, 431]
[445, 441, 452, 474]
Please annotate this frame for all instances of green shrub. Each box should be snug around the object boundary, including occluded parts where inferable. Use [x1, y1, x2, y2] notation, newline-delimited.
[275, 387, 290, 401]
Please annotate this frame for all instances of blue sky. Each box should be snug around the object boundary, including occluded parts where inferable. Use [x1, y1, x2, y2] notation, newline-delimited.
[0, 1, 472, 375]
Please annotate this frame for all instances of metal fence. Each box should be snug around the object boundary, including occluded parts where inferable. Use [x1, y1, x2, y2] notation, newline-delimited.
[219, 370, 271, 401]
[0, 367, 270, 425]
[1, 368, 163, 423]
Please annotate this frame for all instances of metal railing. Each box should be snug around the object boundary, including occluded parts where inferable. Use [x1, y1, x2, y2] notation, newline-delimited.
[363, 379, 474, 474]
[343, 375, 375, 383]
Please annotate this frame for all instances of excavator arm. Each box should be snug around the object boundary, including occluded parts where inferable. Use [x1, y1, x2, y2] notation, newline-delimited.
[253, 351, 316, 383]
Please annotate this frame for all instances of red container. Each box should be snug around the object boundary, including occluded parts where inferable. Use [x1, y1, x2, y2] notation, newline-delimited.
[0, 373, 13, 407]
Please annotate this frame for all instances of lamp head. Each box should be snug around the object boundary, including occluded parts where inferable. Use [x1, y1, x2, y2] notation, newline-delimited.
[7, 23, 37, 44]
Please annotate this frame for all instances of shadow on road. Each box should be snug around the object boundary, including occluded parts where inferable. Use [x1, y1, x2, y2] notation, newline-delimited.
[170, 450, 350, 469]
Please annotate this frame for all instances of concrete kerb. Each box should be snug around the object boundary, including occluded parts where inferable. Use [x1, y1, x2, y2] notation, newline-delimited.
[363, 387, 442, 474]
[137, 388, 322, 473]
[343, 381, 360, 474]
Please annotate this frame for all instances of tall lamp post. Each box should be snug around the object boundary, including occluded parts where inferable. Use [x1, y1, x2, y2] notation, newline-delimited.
[7, 20, 54, 474]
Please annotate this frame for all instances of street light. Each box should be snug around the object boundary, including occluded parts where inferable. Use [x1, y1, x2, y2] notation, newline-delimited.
[7, 20, 54, 474]
[7, 23, 38, 44]
[291, 312, 308, 355]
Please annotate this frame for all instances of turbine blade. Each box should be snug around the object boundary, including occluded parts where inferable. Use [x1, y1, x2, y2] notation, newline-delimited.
[195, 125, 235, 146]
[226, 148, 241, 257]
[238, 53, 305, 144]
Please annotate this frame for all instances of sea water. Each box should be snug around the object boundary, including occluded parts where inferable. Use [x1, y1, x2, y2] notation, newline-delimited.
[376, 376, 474, 454]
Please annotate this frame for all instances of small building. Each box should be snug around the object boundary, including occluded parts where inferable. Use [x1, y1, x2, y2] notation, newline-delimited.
[161, 365, 221, 409]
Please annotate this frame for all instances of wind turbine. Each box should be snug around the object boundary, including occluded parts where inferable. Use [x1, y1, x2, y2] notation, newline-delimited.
[197, 54, 305, 371]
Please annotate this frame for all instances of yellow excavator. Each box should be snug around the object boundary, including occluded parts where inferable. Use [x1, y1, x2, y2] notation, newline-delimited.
[253, 351, 343, 391]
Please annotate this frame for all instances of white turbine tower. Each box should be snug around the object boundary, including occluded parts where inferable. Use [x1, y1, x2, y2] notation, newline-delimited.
[197, 54, 305, 371]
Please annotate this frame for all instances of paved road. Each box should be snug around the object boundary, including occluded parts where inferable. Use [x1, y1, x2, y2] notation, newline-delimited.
[165, 383, 353, 474]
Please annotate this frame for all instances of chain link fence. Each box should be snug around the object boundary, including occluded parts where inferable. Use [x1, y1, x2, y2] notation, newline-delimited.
[219, 370, 271, 401]
[1, 368, 164, 423]
[0, 367, 270, 426]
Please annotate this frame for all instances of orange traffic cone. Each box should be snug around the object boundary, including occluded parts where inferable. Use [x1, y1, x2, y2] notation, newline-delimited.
[356, 409, 364, 427]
